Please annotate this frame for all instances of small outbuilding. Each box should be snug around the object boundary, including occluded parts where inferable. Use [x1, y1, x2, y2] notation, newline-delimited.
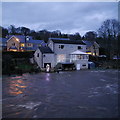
[34, 46, 54, 69]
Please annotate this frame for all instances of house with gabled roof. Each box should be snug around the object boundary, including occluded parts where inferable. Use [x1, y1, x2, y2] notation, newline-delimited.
[3, 35, 46, 51]
[34, 38, 89, 70]
[82, 40, 100, 56]
[34, 46, 54, 68]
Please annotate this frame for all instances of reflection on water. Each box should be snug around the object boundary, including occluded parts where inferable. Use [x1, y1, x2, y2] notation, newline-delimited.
[45, 73, 50, 82]
[17, 101, 42, 110]
[9, 77, 27, 96]
[2, 70, 118, 118]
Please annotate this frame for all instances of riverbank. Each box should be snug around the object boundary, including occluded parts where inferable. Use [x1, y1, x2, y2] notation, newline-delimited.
[2, 51, 120, 75]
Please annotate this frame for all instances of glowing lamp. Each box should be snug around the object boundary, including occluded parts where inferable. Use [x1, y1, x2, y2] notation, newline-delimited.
[16, 38, 19, 42]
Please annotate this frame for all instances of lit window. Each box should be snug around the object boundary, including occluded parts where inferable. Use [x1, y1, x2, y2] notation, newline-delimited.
[86, 52, 92, 55]
[57, 54, 66, 62]
[16, 38, 19, 42]
[21, 43, 25, 47]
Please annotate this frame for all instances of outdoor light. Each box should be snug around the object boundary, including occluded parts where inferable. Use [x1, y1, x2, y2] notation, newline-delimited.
[16, 38, 19, 42]
[46, 64, 50, 72]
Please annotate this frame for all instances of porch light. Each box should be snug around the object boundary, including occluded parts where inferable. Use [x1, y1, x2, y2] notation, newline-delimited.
[10, 49, 17, 52]
[21, 43, 25, 47]
[86, 52, 92, 55]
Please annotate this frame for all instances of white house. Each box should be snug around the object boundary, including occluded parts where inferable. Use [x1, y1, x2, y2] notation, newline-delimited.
[34, 38, 89, 70]
[34, 46, 54, 68]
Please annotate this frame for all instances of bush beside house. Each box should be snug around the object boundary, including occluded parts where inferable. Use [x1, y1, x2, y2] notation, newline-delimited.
[2, 51, 40, 75]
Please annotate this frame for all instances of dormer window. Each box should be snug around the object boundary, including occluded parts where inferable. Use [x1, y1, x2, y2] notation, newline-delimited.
[59, 45, 64, 49]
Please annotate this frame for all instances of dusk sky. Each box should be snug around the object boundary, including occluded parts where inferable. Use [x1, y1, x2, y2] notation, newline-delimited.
[2, 2, 118, 36]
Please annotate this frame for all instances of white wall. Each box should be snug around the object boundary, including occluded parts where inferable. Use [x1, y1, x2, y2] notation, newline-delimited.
[43, 53, 55, 68]
[34, 49, 42, 68]
[48, 40, 54, 51]
[74, 59, 88, 69]
[54, 43, 86, 64]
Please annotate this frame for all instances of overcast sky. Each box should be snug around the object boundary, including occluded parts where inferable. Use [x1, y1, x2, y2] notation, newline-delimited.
[2, 2, 118, 36]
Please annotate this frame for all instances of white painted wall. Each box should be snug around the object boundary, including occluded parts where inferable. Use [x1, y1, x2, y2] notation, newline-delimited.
[48, 40, 54, 51]
[74, 59, 88, 69]
[53, 43, 86, 64]
[34, 49, 42, 68]
[43, 53, 55, 68]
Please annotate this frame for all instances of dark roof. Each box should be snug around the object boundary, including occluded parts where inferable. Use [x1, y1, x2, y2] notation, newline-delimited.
[82, 40, 94, 47]
[8, 35, 44, 44]
[49, 37, 70, 41]
[0, 38, 8, 43]
[30, 39, 45, 44]
[38, 46, 54, 53]
[50, 38, 85, 45]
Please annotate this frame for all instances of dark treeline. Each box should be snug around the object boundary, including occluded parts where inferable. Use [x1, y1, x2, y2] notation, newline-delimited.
[1, 18, 120, 59]
[1, 25, 82, 43]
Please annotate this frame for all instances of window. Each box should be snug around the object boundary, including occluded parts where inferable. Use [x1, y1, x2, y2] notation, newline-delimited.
[57, 54, 66, 62]
[37, 53, 39, 57]
[78, 46, 82, 49]
[12, 43, 15, 46]
[21, 43, 25, 47]
[77, 55, 83, 59]
[27, 43, 33, 47]
[93, 45, 95, 49]
[59, 45, 64, 49]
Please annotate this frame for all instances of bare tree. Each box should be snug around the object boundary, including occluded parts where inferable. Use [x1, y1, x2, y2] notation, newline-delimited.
[20, 27, 30, 35]
[98, 19, 120, 39]
[1, 26, 8, 38]
[97, 19, 120, 59]
[8, 25, 16, 35]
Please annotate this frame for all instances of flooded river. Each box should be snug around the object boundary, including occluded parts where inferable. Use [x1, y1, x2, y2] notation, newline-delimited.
[2, 70, 119, 118]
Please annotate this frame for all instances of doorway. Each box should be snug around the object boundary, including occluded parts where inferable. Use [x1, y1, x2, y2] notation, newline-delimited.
[44, 63, 51, 68]
[76, 64, 81, 70]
